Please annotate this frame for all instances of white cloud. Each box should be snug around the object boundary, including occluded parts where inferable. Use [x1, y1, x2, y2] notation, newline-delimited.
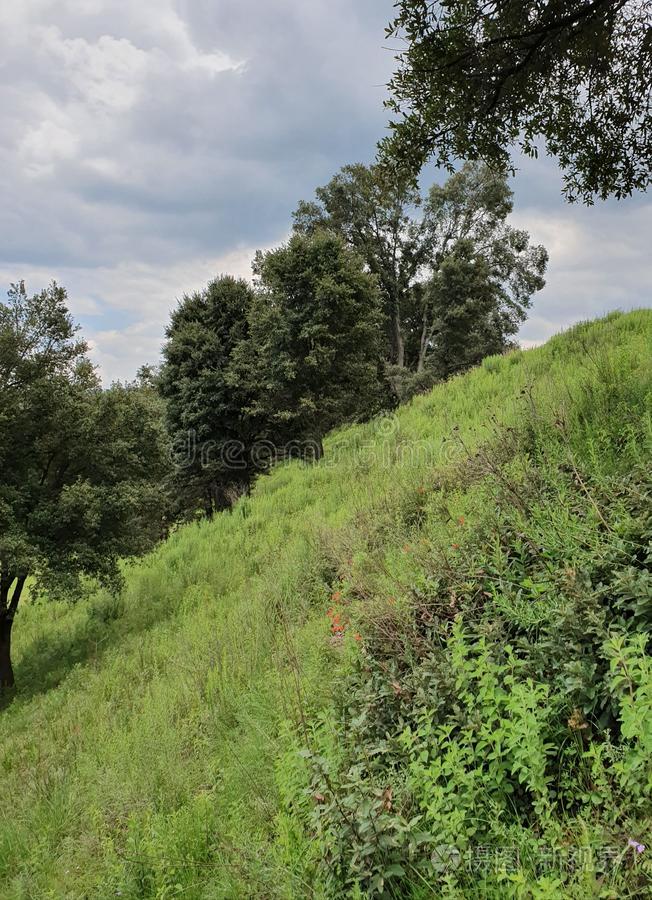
[1, 0, 649, 385]
[514, 201, 652, 344]
[0, 245, 264, 384]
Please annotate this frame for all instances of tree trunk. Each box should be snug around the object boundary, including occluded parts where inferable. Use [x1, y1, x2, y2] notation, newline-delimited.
[393, 313, 405, 368]
[389, 296, 405, 369]
[0, 614, 14, 690]
[417, 318, 428, 374]
[0, 574, 25, 692]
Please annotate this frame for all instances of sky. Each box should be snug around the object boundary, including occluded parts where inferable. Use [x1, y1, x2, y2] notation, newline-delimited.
[1, 0, 650, 384]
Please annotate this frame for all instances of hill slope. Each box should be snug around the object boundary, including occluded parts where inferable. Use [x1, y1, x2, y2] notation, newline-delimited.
[1, 310, 652, 898]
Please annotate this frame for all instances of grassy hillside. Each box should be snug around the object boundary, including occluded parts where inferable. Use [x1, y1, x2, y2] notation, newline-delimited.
[1, 310, 651, 898]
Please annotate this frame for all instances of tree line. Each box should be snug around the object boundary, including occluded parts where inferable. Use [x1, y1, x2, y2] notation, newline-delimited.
[161, 161, 547, 517]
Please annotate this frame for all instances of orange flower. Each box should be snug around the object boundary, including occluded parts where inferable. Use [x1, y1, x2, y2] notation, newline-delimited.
[353, 632, 362, 642]
[331, 590, 342, 602]
[451, 543, 460, 550]
[458, 515, 465, 526]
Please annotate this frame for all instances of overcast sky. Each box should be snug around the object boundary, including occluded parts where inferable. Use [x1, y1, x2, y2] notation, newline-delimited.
[2, 1, 650, 383]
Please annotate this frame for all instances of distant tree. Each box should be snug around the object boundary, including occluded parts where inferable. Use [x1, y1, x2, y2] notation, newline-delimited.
[159, 276, 256, 519]
[383, 1, 652, 202]
[425, 239, 517, 378]
[0, 282, 168, 691]
[295, 162, 547, 384]
[414, 163, 548, 373]
[294, 163, 423, 367]
[236, 232, 386, 458]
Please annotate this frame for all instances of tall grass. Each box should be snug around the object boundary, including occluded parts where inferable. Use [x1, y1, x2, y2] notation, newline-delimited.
[1, 310, 651, 898]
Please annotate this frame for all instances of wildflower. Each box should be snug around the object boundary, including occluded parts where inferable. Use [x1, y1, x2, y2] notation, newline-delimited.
[451, 543, 460, 550]
[628, 838, 645, 854]
[331, 590, 342, 602]
[353, 632, 362, 642]
[458, 515, 465, 526]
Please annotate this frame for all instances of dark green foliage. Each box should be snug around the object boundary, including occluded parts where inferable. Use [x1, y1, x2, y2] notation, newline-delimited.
[159, 276, 257, 518]
[236, 232, 387, 456]
[0, 282, 169, 689]
[383, 1, 652, 202]
[426, 240, 517, 378]
[294, 162, 547, 383]
[294, 164, 423, 368]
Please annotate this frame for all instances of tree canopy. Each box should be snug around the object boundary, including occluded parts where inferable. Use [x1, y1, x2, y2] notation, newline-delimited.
[383, 1, 652, 202]
[159, 276, 256, 519]
[235, 232, 386, 458]
[0, 282, 169, 690]
[294, 162, 547, 392]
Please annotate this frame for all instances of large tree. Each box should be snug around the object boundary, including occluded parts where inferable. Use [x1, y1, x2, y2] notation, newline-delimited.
[159, 276, 256, 519]
[294, 163, 423, 368]
[295, 162, 547, 381]
[235, 232, 386, 459]
[382, 1, 652, 203]
[414, 163, 548, 373]
[424, 238, 522, 378]
[0, 282, 168, 691]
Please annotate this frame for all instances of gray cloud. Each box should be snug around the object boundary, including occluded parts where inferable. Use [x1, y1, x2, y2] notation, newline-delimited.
[0, 0, 649, 383]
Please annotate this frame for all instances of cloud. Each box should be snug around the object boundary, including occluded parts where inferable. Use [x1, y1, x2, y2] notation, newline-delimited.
[0, 0, 649, 383]
[0, 244, 263, 383]
[512, 198, 652, 343]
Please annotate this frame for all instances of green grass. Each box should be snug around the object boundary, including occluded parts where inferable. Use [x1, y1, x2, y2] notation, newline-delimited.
[1, 310, 652, 898]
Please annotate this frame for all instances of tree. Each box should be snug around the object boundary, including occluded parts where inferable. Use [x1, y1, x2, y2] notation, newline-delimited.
[0, 282, 168, 691]
[426, 239, 518, 378]
[159, 276, 257, 519]
[294, 163, 423, 367]
[236, 232, 386, 458]
[415, 163, 548, 373]
[383, 1, 652, 202]
[295, 162, 547, 383]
